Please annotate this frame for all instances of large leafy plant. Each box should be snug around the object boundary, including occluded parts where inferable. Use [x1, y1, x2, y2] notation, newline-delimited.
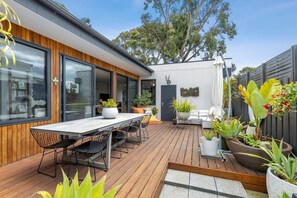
[238, 78, 281, 140]
[171, 99, 196, 113]
[132, 91, 152, 107]
[0, 0, 20, 66]
[212, 119, 244, 140]
[37, 169, 121, 198]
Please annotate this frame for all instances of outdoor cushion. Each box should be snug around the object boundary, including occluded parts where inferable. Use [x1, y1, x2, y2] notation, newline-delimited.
[148, 115, 162, 125]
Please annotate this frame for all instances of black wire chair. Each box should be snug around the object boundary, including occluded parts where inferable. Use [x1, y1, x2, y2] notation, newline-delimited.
[123, 119, 142, 148]
[68, 127, 113, 182]
[111, 122, 131, 158]
[30, 129, 77, 178]
[140, 115, 151, 140]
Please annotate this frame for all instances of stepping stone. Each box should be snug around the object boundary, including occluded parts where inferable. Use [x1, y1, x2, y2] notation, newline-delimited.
[189, 189, 217, 198]
[215, 177, 248, 198]
[159, 184, 188, 198]
[189, 173, 216, 193]
[164, 169, 190, 186]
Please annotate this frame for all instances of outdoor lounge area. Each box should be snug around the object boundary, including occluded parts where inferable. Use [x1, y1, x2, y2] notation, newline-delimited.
[0, 122, 266, 197]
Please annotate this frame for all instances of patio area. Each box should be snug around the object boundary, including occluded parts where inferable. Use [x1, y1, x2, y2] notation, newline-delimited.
[0, 122, 265, 198]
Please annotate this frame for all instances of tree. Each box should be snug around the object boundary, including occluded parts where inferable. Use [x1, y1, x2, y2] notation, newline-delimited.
[0, 0, 20, 67]
[113, 0, 237, 65]
[234, 66, 255, 79]
[80, 17, 92, 27]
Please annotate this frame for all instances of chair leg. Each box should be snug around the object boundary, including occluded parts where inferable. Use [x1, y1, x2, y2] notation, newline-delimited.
[37, 149, 57, 178]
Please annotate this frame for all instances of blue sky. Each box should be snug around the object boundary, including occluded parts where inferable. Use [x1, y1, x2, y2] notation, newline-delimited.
[57, 0, 297, 71]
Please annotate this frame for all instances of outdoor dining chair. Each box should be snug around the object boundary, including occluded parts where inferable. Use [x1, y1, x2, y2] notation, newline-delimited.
[30, 129, 77, 178]
[123, 119, 142, 148]
[111, 122, 132, 158]
[67, 127, 114, 182]
[141, 115, 151, 140]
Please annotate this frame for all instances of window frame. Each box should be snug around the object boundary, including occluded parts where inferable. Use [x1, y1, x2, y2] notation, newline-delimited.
[141, 79, 156, 105]
[0, 38, 51, 126]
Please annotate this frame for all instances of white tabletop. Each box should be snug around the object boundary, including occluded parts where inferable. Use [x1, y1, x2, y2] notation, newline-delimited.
[30, 113, 145, 136]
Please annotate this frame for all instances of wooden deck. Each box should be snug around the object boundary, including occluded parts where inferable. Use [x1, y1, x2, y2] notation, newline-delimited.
[0, 122, 266, 198]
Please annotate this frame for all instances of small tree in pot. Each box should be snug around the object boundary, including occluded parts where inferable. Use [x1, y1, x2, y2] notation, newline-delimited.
[201, 130, 219, 156]
[102, 99, 118, 119]
[172, 99, 196, 120]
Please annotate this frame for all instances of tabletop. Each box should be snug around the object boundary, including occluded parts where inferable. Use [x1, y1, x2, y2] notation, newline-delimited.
[30, 113, 145, 136]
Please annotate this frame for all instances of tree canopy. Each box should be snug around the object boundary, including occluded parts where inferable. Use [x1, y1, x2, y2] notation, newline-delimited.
[113, 0, 237, 65]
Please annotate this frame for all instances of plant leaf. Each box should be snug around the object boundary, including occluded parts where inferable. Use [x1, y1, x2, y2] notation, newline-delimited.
[77, 170, 92, 198]
[92, 175, 106, 197]
[37, 191, 53, 198]
[259, 78, 281, 103]
[102, 184, 121, 198]
[251, 91, 267, 119]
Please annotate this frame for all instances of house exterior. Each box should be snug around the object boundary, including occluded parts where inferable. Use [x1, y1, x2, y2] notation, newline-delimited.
[0, 0, 152, 166]
[141, 59, 233, 121]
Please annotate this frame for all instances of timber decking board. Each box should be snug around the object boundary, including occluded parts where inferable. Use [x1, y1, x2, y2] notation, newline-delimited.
[0, 123, 265, 197]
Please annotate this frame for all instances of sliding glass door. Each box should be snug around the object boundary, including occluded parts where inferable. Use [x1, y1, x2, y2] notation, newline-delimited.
[61, 58, 93, 121]
[128, 79, 138, 112]
[95, 68, 112, 115]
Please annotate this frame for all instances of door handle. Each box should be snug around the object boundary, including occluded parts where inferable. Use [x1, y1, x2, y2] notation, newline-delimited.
[162, 102, 164, 106]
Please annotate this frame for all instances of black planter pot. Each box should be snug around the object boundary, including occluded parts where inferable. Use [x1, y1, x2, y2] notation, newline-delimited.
[226, 139, 292, 172]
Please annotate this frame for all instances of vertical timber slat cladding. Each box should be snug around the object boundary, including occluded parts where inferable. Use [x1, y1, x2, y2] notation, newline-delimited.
[0, 24, 139, 166]
[233, 45, 297, 154]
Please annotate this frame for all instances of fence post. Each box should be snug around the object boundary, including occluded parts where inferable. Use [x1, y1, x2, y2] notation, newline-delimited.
[292, 45, 297, 81]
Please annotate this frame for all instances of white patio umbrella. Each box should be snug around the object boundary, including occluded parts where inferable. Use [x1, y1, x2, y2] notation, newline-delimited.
[210, 56, 225, 120]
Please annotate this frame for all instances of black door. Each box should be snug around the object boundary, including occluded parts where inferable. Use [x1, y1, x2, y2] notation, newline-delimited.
[161, 85, 176, 121]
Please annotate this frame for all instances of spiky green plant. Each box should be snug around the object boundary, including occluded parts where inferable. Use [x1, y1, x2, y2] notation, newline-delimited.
[212, 118, 244, 140]
[171, 99, 196, 113]
[0, 0, 20, 67]
[102, 99, 117, 108]
[203, 130, 216, 141]
[37, 169, 121, 198]
[241, 139, 297, 185]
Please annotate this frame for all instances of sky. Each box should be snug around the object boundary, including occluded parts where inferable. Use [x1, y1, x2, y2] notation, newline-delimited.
[57, 0, 297, 72]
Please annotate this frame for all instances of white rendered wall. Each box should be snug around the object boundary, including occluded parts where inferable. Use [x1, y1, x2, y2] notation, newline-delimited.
[141, 59, 233, 120]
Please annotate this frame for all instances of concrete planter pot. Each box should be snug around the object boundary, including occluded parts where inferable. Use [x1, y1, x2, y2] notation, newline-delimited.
[102, 108, 118, 119]
[267, 168, 297, 198]
[176, 112, 190, 120]
[226, 139, 292, 172]
[201, 137, 219, 156]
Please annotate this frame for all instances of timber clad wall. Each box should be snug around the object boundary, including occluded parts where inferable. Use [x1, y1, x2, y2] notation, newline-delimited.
[233, 45, 297, 154]
[0, 24, 139, 166]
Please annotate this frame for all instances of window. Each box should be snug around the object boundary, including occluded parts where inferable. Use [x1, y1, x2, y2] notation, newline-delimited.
[0, 41, 50, 124]
[141, 79, 156, 105]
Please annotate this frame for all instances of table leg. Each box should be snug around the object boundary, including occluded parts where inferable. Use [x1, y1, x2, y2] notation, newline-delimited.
[139, 120, 143, 143]
[105, 132, 112, 169]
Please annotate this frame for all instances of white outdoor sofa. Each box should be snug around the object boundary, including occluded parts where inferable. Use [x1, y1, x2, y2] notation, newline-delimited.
[187, 110, 212, 128]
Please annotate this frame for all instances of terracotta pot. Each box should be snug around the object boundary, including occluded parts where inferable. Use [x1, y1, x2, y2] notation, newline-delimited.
[226, 139, 292, 172]
[267, 168, 297, 198]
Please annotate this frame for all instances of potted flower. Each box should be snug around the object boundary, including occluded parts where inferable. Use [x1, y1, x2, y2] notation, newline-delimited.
[201, 130, 219, 156]
[102, 99, 118, 119]
[245, 139, 297, 198]
[246, 120, 256, 135]
[221, 78, 293, 172]
[172, 99, 196, 120]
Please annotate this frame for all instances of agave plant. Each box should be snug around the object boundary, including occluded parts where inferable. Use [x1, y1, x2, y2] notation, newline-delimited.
[37, 169, 121, 198]
[203, 130, 216, 141]
[212, 118, 244, 140]
[171, 99, 196, 113]
[0, 0, 20, 66]
[238, 78, 281, 140]
[242, 139, 297, 184]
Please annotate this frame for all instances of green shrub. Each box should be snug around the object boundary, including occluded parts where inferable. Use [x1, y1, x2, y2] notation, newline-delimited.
[37, 169, 121, 198]
[212, 118, 243, 139]
[172, 99, 196, 113]
[132, 91, 152, 107]
[151, 107, 158, 115]
[102, 99, 117, 108]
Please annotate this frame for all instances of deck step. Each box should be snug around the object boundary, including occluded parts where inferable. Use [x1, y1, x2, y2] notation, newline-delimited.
[160, 169, 248, 198]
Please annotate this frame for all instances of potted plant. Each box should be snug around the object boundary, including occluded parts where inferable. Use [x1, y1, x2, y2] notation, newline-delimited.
[131, 91, 152, 113]
[102, 99, 118, 119]
[245, 139, 297, 198]
[201, 130, 219, 156]
[172, 99, 196, 120]
[246, 120, 256, 135]
[151, 107, 158, 116]
[218, 78, 293, 172]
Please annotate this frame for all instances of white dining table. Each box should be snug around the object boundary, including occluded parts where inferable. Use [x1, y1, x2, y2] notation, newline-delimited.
[30, 113, 145, 169]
